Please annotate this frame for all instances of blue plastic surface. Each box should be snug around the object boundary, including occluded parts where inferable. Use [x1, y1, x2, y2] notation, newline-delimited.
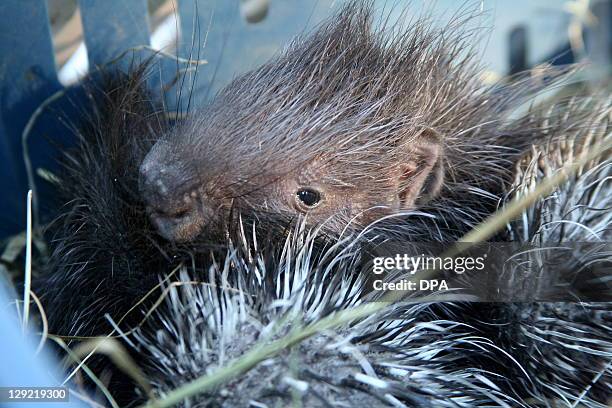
[80, 0, 150, 67]
[0, 0, 61, 237]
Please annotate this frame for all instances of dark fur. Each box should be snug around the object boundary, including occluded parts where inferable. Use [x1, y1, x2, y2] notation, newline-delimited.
[37, 65, 166, 337]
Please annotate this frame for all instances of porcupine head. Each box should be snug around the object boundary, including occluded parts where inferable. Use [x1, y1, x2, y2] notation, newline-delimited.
[139, 3, 506, 243]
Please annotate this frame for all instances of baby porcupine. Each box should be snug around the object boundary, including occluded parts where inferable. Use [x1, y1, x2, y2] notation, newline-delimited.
[35, 1, 610, 407]
[38, 0, 566, 338]
[138, 1, 559, 243]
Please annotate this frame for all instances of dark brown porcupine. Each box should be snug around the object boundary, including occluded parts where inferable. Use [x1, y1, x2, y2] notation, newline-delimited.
[34, 1, 610, 407]
[138, 1, 569, 244]
[36, 1, 548, 338]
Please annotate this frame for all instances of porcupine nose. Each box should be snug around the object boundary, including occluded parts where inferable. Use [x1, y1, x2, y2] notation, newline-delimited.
[139, 142, 178, 205]
[140, 163, 171, 204]
[139, 140, 198, 215]
[139, 141, 207, 242]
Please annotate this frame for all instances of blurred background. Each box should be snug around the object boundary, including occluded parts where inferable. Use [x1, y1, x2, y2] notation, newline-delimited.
[47, 0, 611, 90]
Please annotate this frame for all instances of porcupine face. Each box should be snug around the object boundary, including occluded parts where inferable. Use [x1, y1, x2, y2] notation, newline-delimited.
[137, 3, 499, 243]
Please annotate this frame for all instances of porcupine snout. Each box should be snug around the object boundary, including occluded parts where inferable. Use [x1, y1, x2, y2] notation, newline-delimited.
[139, 143, 173, 201]
[139, 140, 206, 242]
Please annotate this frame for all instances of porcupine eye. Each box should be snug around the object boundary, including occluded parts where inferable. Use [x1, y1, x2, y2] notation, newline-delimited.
[296, 188, 321, 208]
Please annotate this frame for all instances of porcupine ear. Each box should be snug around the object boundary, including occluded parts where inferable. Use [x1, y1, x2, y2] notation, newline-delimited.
[394, 128, 444, 209]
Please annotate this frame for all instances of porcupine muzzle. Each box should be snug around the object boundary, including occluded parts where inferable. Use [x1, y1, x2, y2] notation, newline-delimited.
[139, 140, 209, 242]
